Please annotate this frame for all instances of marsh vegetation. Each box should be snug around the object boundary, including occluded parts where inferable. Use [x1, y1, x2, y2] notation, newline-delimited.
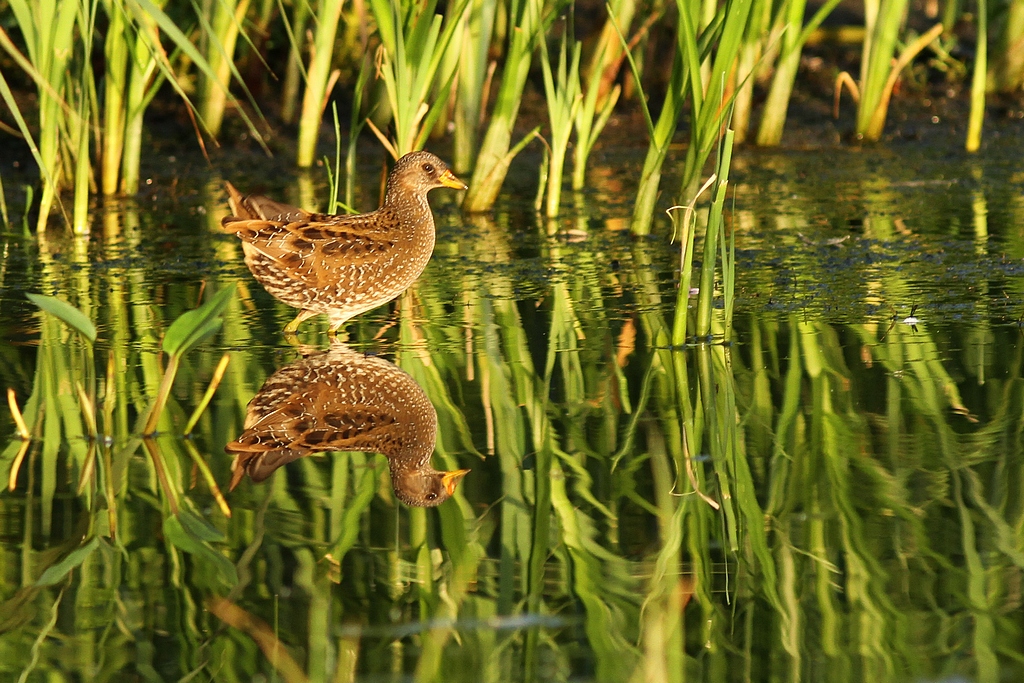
[3, 1, 1024, 681]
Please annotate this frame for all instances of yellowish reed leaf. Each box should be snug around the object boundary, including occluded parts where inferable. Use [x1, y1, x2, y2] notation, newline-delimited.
[6, 388, 29, 438]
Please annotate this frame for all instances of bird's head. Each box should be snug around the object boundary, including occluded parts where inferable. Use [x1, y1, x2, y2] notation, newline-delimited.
[389, 466, 470, 507]
[386, 151, 467, 204]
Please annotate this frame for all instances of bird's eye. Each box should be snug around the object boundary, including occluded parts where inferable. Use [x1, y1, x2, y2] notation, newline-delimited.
[422, 163, 435, 174]
[426, 492, 438, 501]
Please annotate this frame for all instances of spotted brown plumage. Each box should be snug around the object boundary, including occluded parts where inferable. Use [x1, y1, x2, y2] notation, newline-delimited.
[226, 341, 469, 507]
[222, 151, 467, 334]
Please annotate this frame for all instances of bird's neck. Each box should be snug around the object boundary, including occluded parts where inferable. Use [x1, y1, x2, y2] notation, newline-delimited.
[381, 190, 435, 251]
[386, 447, 436, 474]
[383, 185, 430, 218]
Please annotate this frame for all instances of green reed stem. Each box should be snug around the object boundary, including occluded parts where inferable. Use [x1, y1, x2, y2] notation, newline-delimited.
[327, 102, 342, 213]
[720, 189, 736, 341]
[535, 144, 550, 214]
[668, 175, 712, 345]
[345, 55, 372, 210]
[120, 7, 163, 196]
[72, 0, 99, 234]
[144, 355, 178, 436]
[277, 0, 309, 125]
[756, 0, 842, 145]
[539, 32, 582, 217]
[463, 0, 555, 212]
[296, 0, 345, 168]
[367, 0, 468, 157]
[616, 0, 682, 236]
[199, 0, 252, 138]
[183, 352, 230, 436]
[667, 120, 734, 345]
[732, 0, 770, 142]
[101, 0, 129, 195]
[571, 0, 631, 190]
[452, 0, 497, 173]
[677, 2, 748, 201]
[694, 128, 734, 340]
[966, 0, 986, 152]
[857, 0, 904, 137]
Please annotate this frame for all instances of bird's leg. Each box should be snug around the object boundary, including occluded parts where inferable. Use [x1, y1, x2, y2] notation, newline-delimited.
[282, 331, 321, 354]
[327, 311, 351, 340]
[284, 309, 318, 334]
[327, 325, 350, 342]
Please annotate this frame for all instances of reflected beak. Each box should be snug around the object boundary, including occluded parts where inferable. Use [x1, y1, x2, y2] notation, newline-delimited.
[441, 468, 470, 495]
[439, 169, 468, 190]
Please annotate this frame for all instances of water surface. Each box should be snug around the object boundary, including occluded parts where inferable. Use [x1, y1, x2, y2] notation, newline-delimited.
[2, 135, 1024, 682]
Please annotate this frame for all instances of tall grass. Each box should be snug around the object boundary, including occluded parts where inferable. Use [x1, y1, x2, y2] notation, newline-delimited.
[966, 0, 987, 151]
[462, 0, 557, 212]
[277, 0, 310, 126]
[991, 4, 1024, 92]
[618, 0, 746, 234]
[570, 0, 630, 190]
[731, 0, 771, 143]
[0, 0, 1016, 236]
[669, 126, 736, 345]
[117, 0, 173, 196]
[450, 0, 497, 173]
[619, 0, 686, 237]
[0, 0, 269, 230]
[839, 3, 944, 141]
[101, 0, 130, 196]
[198, 0, 252, 138]
[2, 0, 84, 231]
[755, 0, 844, 145]
[675, 2, 750, 200]
[295, 0, 346, 168]
[538, 29, 582, 217]
[365, 0, 469, 158]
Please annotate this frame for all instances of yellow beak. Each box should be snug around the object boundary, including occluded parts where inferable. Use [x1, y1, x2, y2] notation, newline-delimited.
[441, 468, 471, 495]
[439, 169, 468, 190]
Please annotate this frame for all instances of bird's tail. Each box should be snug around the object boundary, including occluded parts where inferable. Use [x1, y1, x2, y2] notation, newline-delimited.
[221, 182, 256, 232]
[222, 182, 310, 230]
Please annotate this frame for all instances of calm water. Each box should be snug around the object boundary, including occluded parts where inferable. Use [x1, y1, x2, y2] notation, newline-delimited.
[2, 133, 1024, 682]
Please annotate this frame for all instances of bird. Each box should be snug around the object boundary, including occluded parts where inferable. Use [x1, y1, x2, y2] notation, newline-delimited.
[225, 341, 470, 507]
[222, 151, 467, 335]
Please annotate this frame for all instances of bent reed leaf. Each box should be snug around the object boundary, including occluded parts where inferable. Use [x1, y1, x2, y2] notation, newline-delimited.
[35, 537, 101, 587]
[164, 512, 238, 585]
[26, 293, 97, 343]
[162, 285, 236, 358]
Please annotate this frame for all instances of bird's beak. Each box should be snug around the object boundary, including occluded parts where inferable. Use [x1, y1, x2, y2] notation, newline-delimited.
[439, 169, 468, 190]
[441, 468, 470, 495]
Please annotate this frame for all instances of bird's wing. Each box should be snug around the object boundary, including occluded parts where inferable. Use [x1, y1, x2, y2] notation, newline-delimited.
[229, 377, 405, 457]
[223, 211, 398, 287]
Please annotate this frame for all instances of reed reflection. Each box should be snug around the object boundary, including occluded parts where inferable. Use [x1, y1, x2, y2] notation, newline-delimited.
[227, 341, 469, 506]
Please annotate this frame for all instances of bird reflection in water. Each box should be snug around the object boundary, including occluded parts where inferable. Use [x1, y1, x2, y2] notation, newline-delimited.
[226, 341, 469, 507]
